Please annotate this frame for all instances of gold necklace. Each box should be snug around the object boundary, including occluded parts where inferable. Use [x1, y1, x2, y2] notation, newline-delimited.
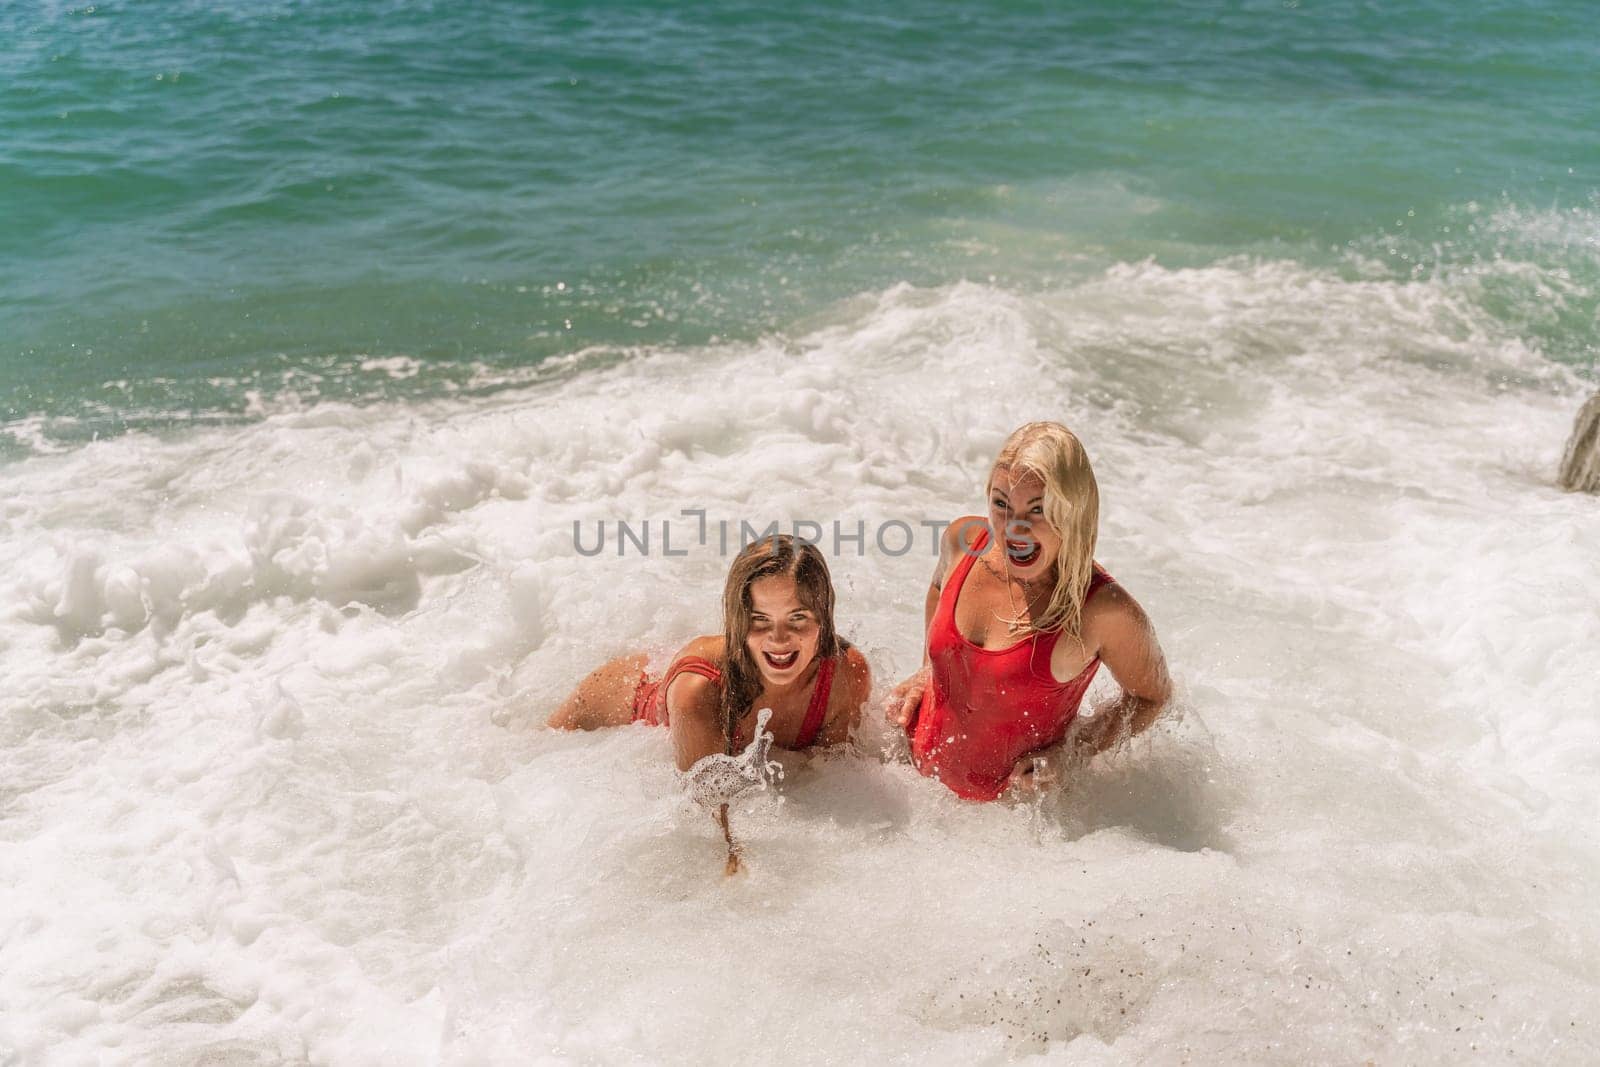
[977, 546, 1045, 634]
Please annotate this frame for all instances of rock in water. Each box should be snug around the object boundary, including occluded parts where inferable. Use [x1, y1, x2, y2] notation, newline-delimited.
[1559, 393, 1600, 493]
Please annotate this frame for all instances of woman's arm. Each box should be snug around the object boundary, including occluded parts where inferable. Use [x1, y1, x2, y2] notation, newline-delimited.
[1004, 586, 1171, 794]
[665, 672, 728, 771]
[665, 669, 751, 876]
[1073, 583, 1171, 755]
[819, 645, 872, 746]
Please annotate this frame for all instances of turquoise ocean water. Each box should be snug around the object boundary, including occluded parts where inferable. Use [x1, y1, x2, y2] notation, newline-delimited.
[2, 0, 1595, 455]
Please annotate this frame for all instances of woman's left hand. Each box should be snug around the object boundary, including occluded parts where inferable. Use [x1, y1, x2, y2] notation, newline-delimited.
[884, 667, 931, 731]
[1004, 752, 1061, 796]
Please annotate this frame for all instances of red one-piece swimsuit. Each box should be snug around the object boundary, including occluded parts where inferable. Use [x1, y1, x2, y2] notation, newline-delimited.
[910, 529, 1116, 800]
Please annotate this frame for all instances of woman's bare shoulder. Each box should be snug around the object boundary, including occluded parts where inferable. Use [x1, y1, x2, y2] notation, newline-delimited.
[670, 634, 725, 664]
[662, 635, 726, 717]
[817, 644, 872, 745]
[1082, 577, 1154, 646]
[840, 644, 872, 700]
[935, 515, 989, 585]
[943, 515, 989, 553]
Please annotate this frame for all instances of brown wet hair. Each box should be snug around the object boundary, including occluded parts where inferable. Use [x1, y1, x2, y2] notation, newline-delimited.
[717, 534, 842, 753]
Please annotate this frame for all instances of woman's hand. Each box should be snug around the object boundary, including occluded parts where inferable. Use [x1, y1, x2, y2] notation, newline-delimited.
[1004, 752, 1062, 796]
[884, 667, 931, 730]
[1066, 704, 1117, 756]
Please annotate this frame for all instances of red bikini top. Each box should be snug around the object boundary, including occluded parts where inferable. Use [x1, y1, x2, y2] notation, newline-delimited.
[909, 528, 1115, 800]
[661, 653, 836, 749]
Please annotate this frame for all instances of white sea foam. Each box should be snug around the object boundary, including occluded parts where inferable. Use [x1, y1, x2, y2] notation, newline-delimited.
[2, 257, 1597, 1064]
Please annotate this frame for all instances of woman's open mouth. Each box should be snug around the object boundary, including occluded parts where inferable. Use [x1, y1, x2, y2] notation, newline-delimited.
[1006, 539, 1042, 567]
[762, 649, 799, 670]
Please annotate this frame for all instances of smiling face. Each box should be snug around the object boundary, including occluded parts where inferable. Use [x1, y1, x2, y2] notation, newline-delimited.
[987, 465, 1061, 580]
[745, 574, 821, 685]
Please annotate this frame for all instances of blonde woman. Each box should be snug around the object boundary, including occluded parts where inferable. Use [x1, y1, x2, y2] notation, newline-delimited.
[886, 422, 1171, 801]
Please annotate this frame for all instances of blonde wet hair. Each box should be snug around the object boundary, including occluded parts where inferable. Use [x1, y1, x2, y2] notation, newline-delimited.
[989, 421, 1100, 637]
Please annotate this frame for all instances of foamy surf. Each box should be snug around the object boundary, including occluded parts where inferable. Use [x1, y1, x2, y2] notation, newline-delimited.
[2, 258, 1597, 1063]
